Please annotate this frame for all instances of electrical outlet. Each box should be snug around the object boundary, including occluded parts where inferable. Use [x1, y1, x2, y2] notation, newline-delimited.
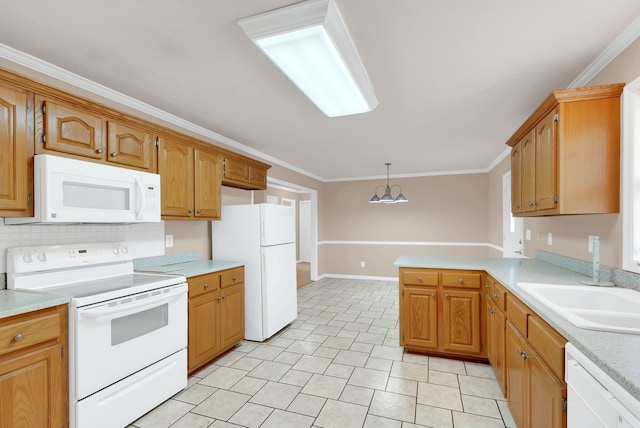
[525, 229, 531, 240]
[547, 232, 553, 246]
[165, 235, 174, 248]
[360, 261, 366, 268]
[588, 235, 597, 253]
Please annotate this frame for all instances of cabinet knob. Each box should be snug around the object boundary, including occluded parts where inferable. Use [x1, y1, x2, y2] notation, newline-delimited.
[217, 295, 222, 301]
[516, 204, 520, 209]
[111, 152, 118, 157]
[458, 278, 464, 284]
[204, 284, 209, 290]
[431, 293, 435, 298]
[197, 209, 201, 214]
[417, 276, 423, 282]
[188, 208, 193, 214]
[221, 294, 227, 300]
[445, 294, 449, 298]
[232, 275, 237, 281]
[485, 285, 491, 289]
[96, 149, 104, 154]
[493, 293, 498, 299]
[13, 333, 24, 342]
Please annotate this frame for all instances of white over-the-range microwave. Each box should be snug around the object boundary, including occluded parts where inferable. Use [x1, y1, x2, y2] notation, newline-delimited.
[6, 154, 161, 224]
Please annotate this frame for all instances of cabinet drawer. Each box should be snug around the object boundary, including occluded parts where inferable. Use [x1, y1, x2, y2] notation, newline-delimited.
[528, 315, 566, 381]
[402, 270, 438, 286]
[507, 294, 529, 336]
[490, 281, 507, 311]
[0, 309, 61, 357]
[189, 273, 221, 298]
[441, 272, 481, 288]
[221, 267, 244, 288]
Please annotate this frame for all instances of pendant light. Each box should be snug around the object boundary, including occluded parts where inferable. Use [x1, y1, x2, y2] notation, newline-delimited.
[369, 163, 408, 204]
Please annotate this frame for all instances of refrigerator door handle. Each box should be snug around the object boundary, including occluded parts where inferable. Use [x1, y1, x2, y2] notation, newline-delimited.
[262, 252, 266, 272]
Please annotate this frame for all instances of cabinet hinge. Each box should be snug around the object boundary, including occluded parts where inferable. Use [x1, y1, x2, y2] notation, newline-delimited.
[27, 193, 31, 206]
[553, 194, 559, 203]
[41, 103, 46, 115]
[561, 397, 567, 411]
[223, 159, 227, 174]
[42, 134, 47, 144]
[503, 322, 507, 330]
[402, 333, 405, 342]
[402, 289, 404, 297]
[479, 294, 482, 302]
[26, 98, 31, 111]
[504, 385, 507, 394]
[553, 113, 559, 122]
[61, 346, 64, 359]
[155, 137, 159, 148]
[480, 342, 483, 351]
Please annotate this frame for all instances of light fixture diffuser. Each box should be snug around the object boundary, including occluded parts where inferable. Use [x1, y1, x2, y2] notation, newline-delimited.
[238, 0, 378, 117]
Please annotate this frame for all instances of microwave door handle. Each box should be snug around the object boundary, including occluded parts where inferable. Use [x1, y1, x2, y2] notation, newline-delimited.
[135, 177, 144, 221]
[77, 289, 185, 320]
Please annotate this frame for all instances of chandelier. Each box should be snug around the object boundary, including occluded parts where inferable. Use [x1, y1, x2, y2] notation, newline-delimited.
[369, 163, 408, 204]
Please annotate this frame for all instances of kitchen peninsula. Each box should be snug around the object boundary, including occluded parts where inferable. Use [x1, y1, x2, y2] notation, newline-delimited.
[394, 255, 640, 425]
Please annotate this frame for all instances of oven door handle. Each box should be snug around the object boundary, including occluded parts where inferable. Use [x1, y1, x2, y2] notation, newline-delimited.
[78, 288, 186, 320]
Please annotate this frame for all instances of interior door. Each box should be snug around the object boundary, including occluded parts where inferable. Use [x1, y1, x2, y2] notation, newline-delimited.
[503, 171, 525, 258]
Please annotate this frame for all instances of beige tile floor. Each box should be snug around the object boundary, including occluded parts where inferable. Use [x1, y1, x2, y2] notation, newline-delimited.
[129, 278, 517, 428]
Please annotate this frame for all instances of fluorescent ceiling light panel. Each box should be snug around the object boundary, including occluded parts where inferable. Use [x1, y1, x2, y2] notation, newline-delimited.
[238, 0, 378, 117]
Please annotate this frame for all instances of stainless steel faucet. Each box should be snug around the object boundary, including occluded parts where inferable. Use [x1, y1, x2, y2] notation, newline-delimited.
[580, 236, 614, 286]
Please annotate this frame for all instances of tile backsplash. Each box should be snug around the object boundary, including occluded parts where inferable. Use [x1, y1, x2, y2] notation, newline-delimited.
[0, 219, 165, 287]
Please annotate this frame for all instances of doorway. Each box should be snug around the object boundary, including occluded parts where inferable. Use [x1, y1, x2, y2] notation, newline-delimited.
[503, 171, 525, 258]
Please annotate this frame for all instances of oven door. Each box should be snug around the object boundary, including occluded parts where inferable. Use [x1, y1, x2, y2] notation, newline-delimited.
[73, 282, 187, 399]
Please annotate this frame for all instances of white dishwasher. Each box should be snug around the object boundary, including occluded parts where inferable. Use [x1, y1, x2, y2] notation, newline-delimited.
[565, 343, 640, 427]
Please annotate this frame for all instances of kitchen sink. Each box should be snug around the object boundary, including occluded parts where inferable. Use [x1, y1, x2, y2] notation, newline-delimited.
[513, 283, 640, 335]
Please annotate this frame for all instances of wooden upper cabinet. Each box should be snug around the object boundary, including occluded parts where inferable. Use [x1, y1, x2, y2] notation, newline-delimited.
[194, 148, 222, 219]
[159, 137, 194, 218]
[222, 154, 270, 190]
[510, 140, 522, 213]
[506, 83, 623, 216]
[0, 83, 31, 216]
[107, 121, 155, 172]
[158, 137, 222, 220]
[38, 97, 105, 159]
[534, 110, 557, 212]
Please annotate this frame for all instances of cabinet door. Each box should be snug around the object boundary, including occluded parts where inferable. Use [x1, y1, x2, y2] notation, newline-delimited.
[194, 148, 222, 219]
[248, 165, 267, 189]
[40, 98, 105, 159]
[220, 283, 244, 350]
[0, 344, 65, 428]
[535, 109, 557, 211]
[528, 348, 567, 428]
[0, 84, 29, 214]
[506, 323, 528, 428]
[442, 290, 480, 354]
[188, 293, 220, 372]
[107, 121, 154, 171]
[489, 307, 507, 396]
[521, 129, 536, 212]
[158, 137, 194, 217]
[223, 156, 248, 184]
[401, 287, 438, 349]
[511, 141, 522, 213]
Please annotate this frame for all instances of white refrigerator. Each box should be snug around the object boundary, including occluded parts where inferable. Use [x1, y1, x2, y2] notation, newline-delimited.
[212, 203, 297, 341]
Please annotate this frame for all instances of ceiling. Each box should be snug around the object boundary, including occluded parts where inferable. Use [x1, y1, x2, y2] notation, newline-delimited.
[1, 1, 639, 182]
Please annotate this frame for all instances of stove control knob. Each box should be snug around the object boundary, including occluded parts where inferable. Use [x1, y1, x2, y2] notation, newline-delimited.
[121, 247, 128, 255]
[22, 253, 33, 263]
[37, 253, 47, 262]
[113, 247, 120, 255]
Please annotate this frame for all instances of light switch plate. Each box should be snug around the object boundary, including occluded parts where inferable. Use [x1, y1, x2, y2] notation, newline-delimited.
[526, 229, 531, 240]
[588, 235, 597, 253]
[360, 261, 366, 268]
[547, 232, 553, 246]
[165, 235, 174, 248]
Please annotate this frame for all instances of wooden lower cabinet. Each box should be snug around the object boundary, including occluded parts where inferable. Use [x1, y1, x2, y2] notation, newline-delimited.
[506, 323, 566, 428]
[0, 305, 68, 428]
[399, 268, 482, 358]
[487, 304, 507, 395]
[188, 267, 244, 373]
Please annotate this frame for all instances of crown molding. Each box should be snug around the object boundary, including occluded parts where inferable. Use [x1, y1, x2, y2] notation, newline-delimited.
[568, 13, 640, 88]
